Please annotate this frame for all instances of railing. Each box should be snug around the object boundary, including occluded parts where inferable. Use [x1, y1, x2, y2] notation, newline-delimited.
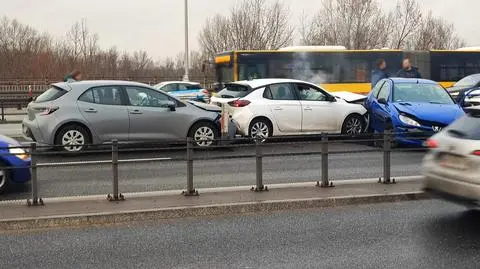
[0, 130, 430, 206]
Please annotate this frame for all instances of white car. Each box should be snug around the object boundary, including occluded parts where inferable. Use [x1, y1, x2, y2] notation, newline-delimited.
[423, 108, 480, 207]
[210, 79, 368, 139]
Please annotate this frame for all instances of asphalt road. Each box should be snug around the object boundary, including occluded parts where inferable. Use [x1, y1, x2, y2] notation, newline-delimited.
[1, 200, 478, 269]
[2, 140, 426, 200]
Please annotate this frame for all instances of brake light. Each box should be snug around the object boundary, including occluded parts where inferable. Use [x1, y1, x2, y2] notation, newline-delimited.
[228, 100, 250, 107]
[41, 106, 59, 115]
[424, 139, 438, 148]
[472, 150, 480, 156]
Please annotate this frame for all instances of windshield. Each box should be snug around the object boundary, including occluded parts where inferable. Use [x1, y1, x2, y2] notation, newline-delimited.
[216, 84, 250, 98]
[453, 74, 480, 87]
[445, 113, 480, 140]
[392, 83, 454, 105]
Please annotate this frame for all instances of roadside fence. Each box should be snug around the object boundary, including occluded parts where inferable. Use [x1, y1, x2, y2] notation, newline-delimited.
[0, 130, 430, 206]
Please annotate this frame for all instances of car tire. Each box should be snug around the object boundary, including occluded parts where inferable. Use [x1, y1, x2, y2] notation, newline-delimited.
[341, 114, 365, 137]
[188, 122, 218, 147]
[0, 162, 10, 194]
[249, 118, 272, 142]
[55, 124, 90, 152]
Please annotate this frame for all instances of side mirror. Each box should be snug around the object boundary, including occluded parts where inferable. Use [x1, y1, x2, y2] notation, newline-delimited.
[377, 98, 387, 105]
[167, 101, 176, 111]
[328, 95, 336, 102]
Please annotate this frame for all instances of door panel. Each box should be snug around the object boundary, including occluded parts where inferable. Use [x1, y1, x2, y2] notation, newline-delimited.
[125, 86, 180, 140]
[77, 86, 129, 142]
[264, 83, 302, 133]
[370, 82, 391, 132]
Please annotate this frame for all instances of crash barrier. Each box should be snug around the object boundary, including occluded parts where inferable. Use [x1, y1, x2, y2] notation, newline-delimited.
[0, 130, 431, 206]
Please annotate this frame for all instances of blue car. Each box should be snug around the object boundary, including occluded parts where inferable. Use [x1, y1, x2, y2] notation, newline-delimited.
[365, 78, 464, 146]
[0, 135, 31, 194]
[154, 81, 210, 103]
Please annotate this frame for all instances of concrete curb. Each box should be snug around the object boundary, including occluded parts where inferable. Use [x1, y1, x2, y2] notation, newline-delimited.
[0, 191, 429, 231]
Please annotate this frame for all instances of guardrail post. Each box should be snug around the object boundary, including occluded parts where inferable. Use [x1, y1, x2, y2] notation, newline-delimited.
[380, 130, 395, 184]
[317, 133, 334, 188]
[251, 138, 268, 192]
[27, 142, 43, 206]
[108, 139, 124, 201]
[1, 101, 4, 122]
[183, 138, 198, 196]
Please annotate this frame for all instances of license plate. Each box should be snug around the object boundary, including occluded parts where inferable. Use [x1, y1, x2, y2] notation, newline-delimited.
[440, 154, 467, 170]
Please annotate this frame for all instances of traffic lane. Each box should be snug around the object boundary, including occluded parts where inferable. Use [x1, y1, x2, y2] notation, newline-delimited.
[1, 200, 479, 269]
[1, 149, 425, 200]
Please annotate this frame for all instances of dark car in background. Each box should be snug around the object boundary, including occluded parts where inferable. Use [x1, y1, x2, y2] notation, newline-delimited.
[447, 73, 480, 107]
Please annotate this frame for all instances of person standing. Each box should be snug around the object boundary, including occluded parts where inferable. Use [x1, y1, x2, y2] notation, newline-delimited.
[64, 70, 82, 82]
[371, 59, 389, 88]
[396, 58, 421, 78]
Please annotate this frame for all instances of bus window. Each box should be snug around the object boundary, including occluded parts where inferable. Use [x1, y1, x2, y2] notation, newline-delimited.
[216, 65, 233, 83]
[431, 52, 480, 82]
[239, 63, 266, 80]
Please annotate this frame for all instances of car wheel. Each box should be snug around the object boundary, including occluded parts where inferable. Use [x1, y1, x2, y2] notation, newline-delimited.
[55, 124, 90, 152]
[249, 118, 272, 141]
[0, 162, 10, 194]
[189, 122, 218, 147]
[342, 114, 365, 136]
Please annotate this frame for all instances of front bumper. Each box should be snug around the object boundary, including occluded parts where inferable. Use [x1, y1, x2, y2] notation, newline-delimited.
[394, 126, 435, 146]
[4, 155, 31, 184]
[424, 171, 480, 206]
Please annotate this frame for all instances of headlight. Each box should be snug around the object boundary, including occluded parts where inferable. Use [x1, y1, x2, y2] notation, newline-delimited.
[399, 114, 421, 127]
[9, 145, 29, 160]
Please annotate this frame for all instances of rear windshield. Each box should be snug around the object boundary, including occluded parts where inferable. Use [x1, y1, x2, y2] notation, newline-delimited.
[35, 87, 66, 103]
[216, 84, 250, 98]
[445, 114, 480, 140]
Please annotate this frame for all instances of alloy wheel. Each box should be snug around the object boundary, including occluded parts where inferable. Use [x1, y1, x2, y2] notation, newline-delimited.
[345, 117, 363, 136]
[194, 126, 215, 147]
[62, 130, 86, 152]
[250, 122, 269, 141]
[0, 169, 6, 190]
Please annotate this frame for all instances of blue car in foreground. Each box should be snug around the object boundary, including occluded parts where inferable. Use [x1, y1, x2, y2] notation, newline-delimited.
[365, 78, 464, 146]
[154, 81, 210, 103]
[0, 135, 31, 194]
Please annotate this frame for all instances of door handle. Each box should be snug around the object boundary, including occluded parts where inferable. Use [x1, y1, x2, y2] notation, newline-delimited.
[304, 107, 312, 111]
[130, 110, 142, 114]
[84, 108, 97, 113]
[274, 107, 283, 111]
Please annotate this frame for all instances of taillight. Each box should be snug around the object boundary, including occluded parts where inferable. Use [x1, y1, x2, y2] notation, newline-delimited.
[472, 150, 480, 156]
[228, 100, 250, 107]
[41, 106, 59, 115]
[202, 89, 209, 94]
[424, 139, 438, 148]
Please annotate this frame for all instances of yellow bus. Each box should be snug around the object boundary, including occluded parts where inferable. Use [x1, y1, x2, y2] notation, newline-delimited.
[214, 47, 480, 94]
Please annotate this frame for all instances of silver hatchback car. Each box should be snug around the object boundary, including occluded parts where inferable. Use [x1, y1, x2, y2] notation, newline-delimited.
[22, 81, 227, 151]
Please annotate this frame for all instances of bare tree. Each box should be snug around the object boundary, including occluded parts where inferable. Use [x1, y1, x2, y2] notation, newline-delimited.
[409, 12, 466, 50]
[388, 0, 422, 48]
[198, 0, 293, 58]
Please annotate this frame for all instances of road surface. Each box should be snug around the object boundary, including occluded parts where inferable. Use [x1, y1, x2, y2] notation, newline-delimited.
[2, 140, 426, 200]
[0, 200, 478, 269]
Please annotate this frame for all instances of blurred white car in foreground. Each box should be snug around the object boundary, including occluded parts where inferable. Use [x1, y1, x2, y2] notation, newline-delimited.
[423, 107, 480, 207]
[210, 79, 367, 139]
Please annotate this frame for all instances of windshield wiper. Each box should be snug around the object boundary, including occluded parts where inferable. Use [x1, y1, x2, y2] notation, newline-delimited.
[429, 101, 444, 104]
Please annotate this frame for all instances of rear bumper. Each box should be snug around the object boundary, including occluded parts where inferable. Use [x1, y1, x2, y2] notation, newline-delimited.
[424, 171, 480, 206]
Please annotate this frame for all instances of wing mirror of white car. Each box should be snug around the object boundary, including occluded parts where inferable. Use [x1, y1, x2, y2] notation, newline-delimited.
[327, 95, 336, 102]
[167, 101, 176, 112]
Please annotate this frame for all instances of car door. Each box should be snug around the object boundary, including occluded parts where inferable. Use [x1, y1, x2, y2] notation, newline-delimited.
[370, 81, 392, 132]
[125, 86, 181, 141]
[77, 86, 130, 142]
[262, 83, 302, 133]
[294, 83, 339, 132]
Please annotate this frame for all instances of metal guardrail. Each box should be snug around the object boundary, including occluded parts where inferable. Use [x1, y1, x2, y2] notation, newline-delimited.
[0, 130, 430, 206]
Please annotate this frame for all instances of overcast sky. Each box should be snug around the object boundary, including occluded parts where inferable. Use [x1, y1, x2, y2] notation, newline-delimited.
[2, 0, 478, 60]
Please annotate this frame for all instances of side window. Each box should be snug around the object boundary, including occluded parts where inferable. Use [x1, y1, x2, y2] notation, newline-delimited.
[267, 83, 296, 100]
[161, 84, 177, 92]
[126, 87, 174, 108]
[295, 84, 327, 101]
[178, 84, 189, 91]
[377, 82, 390, 101]
[78, 86, 122, 105]
[372, 81, 385, 98]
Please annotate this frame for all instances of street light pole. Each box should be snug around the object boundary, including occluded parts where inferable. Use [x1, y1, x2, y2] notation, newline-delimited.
[183, 0, 190, 82]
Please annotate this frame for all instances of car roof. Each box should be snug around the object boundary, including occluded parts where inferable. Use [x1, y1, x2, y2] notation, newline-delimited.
[229, 78, 316, 89]
[156, 81, 201, 85]
[52, 80, 153, 91]
[388, 78, 438, 85]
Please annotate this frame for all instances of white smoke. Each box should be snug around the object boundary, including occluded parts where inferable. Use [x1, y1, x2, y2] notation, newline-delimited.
[290, 51, 330, 85]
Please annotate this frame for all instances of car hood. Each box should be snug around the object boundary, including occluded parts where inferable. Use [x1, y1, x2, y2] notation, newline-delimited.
[393, 102, 463, 124]
[187, 101, 221, 112]
[332, 91, 366, 104]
